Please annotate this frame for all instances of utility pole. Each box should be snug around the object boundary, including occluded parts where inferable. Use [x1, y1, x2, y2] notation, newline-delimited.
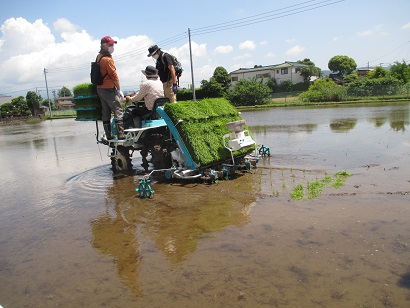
[43, 68, 52, 117]
[188, 28, 196, 101]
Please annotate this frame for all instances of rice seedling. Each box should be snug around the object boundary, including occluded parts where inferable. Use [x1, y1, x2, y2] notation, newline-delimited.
[290, 184, 304, 200]
[290, 170, 352, 200]
[164, 98, 254, 166]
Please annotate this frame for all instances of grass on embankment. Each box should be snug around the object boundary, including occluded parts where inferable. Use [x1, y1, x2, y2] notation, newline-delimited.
[236, 96, 410, 110]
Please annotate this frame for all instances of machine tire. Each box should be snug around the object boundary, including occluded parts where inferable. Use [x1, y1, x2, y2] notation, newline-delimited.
[111, 147, 133, 173]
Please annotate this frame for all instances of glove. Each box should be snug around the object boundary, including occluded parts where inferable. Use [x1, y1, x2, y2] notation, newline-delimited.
[117, 90, 124, 101]
[116, 90, 125, 103]
[172, 83, 178, 94]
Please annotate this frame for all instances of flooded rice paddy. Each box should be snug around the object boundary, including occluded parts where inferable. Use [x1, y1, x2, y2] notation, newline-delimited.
[0, 101, 409, 307]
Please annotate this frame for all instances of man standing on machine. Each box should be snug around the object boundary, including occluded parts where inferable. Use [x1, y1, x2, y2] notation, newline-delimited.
[147, 44, 178, 103]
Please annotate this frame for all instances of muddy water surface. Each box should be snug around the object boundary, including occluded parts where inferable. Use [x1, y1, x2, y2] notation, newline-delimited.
[0, 102, 409, 307]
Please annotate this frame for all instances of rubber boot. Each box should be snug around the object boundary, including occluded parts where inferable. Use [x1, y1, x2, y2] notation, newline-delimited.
[116, 120, 126, 140]
[103, 121, 112, 140]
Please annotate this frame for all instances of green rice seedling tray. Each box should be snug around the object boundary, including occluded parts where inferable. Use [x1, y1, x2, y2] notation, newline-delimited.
[75, 108, 101, 121]
[72, 96, 101, 109]
[164, 98, 254, 167]
[73, 83, 97, 97]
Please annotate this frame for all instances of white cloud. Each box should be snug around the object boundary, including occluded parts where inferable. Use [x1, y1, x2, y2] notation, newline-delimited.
[260, 41, 268, 45]
[167, 41, 207, 64]
[266, 52, 276, 58]
[239, 40, 256, 50]
[0, 18, 55, 59]
[401, 22, 410, 30]
[286, 38, 295, 43]
[233, 53, 251, 61]
[195, 64, 215, 81]
[286, 45, 305, 56]
[53, 18, 78, 33]
[357, 30, 372, 37]
[0, 17, 212, 93]
[357, 24, 388, 37]
[214, 45, 233, 54]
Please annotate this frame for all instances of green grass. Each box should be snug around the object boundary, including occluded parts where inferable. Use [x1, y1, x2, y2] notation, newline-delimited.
[236, 96, 410, 111]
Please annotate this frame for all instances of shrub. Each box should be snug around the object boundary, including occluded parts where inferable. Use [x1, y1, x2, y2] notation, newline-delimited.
[299, 78, 345, 102]
[225, 78, 272, 106]
[345, 76, 403, 97]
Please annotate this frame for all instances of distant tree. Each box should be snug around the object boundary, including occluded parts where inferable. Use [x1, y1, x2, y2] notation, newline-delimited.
[390, 60, 410, 83]
[345, 75, 402, 97]
[201, 66, 231, 98]
[367, 66, 390, 79]
[225, 78, 271, 106]
[26, 91, 42, 116]
[297, 58, 321, 82]
[5, 96, 31, 117]
[0, 102, 13, 117]
[58, 86, 72, 97]
[328, 55, 357, 76]
[212, 66, 231, 90]
[278, 80, 293, 92]
[266, 78, 278, 92]
[42, 98, 56, 110]
[201, 79, 223, 98]
[343, 71, 359, 83]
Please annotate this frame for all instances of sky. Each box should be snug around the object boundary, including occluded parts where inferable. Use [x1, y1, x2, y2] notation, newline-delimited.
[1, 0, 409, 98]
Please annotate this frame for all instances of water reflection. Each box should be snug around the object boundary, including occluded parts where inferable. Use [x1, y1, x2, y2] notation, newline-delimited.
[329, 118, 357, 132]
[390, 108, 409, 132]
[369, 116, 387, 127]
[251, 123, 317, 134]
[91, 204, 142, 295]
[242, 101, 410, 134]
[90, 173, 255, 293]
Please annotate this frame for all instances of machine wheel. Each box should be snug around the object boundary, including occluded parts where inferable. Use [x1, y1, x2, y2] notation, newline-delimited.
[111, 147, 133, 173]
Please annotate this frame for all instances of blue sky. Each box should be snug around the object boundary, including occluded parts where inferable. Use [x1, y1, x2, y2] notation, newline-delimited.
[1, 0, 409, 98]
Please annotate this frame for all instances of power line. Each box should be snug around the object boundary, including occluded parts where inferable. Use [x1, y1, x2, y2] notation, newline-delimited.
[191, 0, 345, 36]
[359, 41, 410, 68]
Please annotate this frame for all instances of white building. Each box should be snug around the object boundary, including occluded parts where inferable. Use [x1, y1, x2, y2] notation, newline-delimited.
[0, 95, 12, 105]
[229, 61, 310, 86]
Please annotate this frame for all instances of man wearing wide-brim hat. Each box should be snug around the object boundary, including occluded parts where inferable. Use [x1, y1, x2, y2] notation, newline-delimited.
[147, 44, 178, 103]
[125, 65, 164, 120]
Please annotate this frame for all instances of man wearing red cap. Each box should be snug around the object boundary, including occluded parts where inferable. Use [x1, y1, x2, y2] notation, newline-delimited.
[96, 36, 125, 140]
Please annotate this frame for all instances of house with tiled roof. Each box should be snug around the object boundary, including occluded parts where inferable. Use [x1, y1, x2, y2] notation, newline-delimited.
[229, 61, 310, 86]
[55, 96, 75, 110]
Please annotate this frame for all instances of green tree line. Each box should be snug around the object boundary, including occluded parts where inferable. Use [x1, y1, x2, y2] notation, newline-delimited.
[1, 86, 72, 118]
[177, 56, 410, 106]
